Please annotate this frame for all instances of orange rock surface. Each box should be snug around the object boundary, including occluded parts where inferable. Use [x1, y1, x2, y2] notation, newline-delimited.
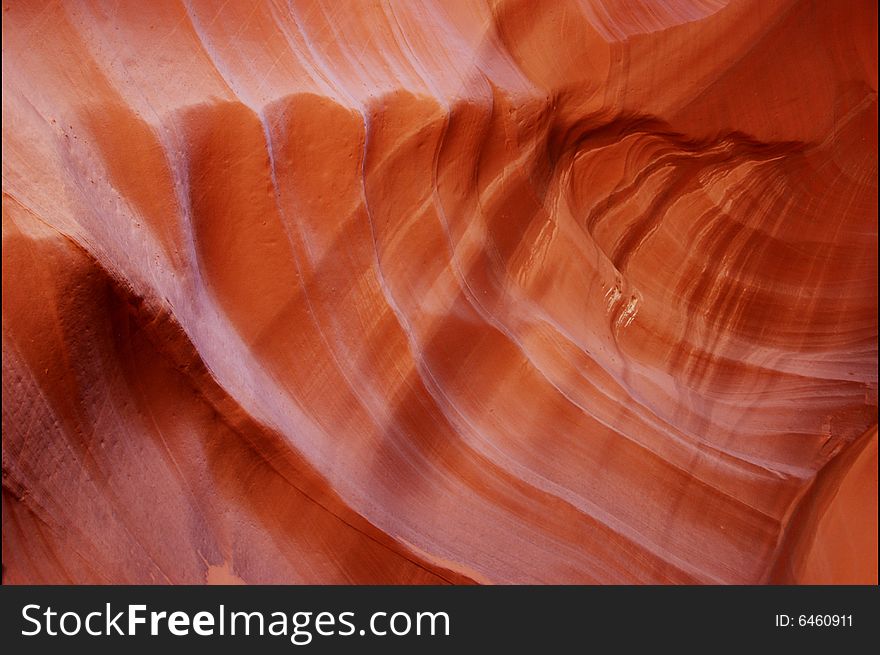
[2, 0, 877, 584]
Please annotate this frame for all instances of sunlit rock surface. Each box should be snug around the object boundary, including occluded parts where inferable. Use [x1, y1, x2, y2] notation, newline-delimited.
[2, 0, 877, 584]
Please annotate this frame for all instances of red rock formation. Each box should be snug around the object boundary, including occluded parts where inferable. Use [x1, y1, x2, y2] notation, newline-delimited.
[2, 0, 876, 584]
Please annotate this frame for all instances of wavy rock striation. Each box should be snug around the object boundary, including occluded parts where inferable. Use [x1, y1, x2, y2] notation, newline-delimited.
[2, 0, 877, 584]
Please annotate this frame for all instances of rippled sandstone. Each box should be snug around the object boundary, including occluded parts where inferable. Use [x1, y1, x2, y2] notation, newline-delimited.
[2, 0, 877, 584]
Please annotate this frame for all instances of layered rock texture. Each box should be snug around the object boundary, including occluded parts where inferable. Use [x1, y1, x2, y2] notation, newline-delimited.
[2, 0, 877, 584]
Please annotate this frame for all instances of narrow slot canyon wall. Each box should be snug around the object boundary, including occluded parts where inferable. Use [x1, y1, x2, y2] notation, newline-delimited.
[2, 0, 877, 584]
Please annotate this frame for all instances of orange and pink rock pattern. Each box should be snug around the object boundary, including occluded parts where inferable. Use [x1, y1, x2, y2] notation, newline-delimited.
[2, 0, 876, 584]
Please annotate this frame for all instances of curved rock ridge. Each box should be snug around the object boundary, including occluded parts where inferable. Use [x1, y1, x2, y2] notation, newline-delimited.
[2, 0, 876, 584]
